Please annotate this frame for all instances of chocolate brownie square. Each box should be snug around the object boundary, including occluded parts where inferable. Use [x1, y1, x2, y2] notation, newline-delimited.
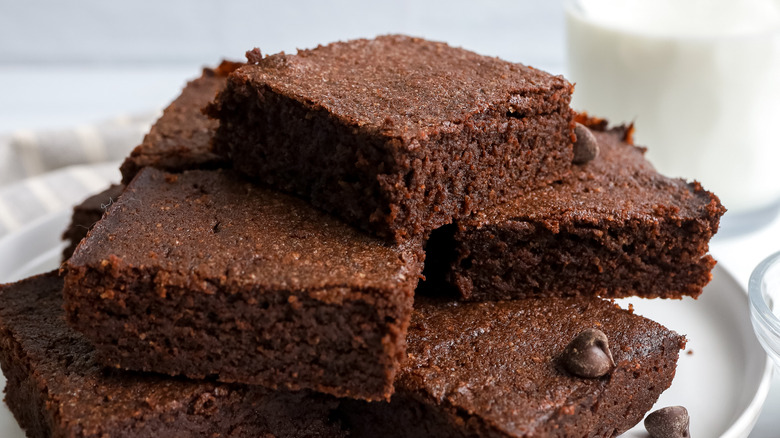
[340, 296, 685, 437]
[63, 168, 424, 401]
[2, 274, 681, 438]
[208, 35, 575, 243]
[0, 272, 346, 438]
[119, 60, 241, 184]
[61, 184, 124, 260]
[433, 117, 725, 301]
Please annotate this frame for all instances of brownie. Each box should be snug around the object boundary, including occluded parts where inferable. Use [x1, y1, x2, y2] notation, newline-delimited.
[340, 296, 685, 437]
[208, 35, 575, 243]
[0, 272, 346, 438]
[63, 167, 424, 401]
[119, 60, 242, 184]
[3, 274, 681, 438]
[430, 117, 726, 301]
[61, 184, 125, 260]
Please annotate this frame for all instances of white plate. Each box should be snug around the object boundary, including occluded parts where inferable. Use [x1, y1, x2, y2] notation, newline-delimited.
[0, 210, 772, 437]
[617, 272, 772, 437]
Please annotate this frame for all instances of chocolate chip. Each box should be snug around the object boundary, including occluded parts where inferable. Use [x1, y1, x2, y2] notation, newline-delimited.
[573, 123, 599, 164]
[562, 328, 614, 378]
[645, 406, 690, 438]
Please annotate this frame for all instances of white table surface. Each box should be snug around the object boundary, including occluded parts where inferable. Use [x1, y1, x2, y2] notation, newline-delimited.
[1, 66, 779, 437]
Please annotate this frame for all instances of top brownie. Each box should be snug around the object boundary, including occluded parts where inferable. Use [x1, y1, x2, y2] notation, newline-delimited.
[209, 34, 574, 242]
[119, 60, 241, 184]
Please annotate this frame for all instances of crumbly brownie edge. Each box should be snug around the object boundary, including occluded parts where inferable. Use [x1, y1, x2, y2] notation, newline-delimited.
[210, 78, 573, 243]
[0, 315, 54, 438]
[63, 263, 415, 402]
[118, 61, 242, 185]
[61, 209, 97, 261]
[449, 213, 719, 301]
[61, 184, 124, 261]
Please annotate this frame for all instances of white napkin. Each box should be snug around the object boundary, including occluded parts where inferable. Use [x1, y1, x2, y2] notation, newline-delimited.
[0, 113, 156, 187]
[0, 113, 157, 238]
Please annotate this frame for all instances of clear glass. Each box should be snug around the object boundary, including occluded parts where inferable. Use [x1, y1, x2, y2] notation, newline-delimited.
[749, 251, 780, 366]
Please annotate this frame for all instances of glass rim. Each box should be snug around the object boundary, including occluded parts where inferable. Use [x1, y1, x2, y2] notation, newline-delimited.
[749, 251, 780, 336]
[564, 0, 780, 41]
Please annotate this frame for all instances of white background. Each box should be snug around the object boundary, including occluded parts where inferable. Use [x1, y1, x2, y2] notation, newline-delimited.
[0, 0, 567, 133]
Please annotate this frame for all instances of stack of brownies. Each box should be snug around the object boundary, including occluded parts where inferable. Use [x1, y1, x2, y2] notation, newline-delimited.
[0, 35, 724, 437]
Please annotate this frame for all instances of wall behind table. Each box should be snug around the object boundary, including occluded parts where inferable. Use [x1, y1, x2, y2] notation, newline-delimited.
[0, 0, 566, 70]
[0, 0, 566, 132]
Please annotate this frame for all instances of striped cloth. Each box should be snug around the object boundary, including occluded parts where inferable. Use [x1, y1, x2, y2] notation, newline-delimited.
[0, 113, 157, 239]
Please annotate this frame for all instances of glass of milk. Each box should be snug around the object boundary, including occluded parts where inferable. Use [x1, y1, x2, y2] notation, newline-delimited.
[566, 0, 780, 225]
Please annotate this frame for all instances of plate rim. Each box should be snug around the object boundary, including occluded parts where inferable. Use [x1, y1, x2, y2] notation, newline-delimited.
[706, 265, 774, 438]
[613, 263, 773, 437]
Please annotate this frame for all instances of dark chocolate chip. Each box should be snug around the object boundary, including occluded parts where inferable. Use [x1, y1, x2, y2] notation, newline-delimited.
[573, 123, 599, 164]
[645, 406, 690, 438]
[562, 328, 614, 378]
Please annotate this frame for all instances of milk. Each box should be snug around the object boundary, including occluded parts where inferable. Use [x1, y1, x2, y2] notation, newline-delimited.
[566, 0, 780, 215]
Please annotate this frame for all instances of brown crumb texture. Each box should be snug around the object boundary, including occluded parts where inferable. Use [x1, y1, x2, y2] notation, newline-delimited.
[63, 168, 424, 401]
[119, 60, 242, 184]
[0, 272, 346, 438]
[208, 35, 575, 243]
[439, 124, 725, 301]
[339, 296, 685, 437]
[61, 184, 125, 260]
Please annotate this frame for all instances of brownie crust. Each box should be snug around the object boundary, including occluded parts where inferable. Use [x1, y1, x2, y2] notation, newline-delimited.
[0, 272, 346, 438]
[209, 35, 575, 243]
[61, 184, 124, 260]
[341, 296, 685, 437]
[64, 168, 423, 401]
[119, 61, 241, 184]
[440, 119, 725, 301]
